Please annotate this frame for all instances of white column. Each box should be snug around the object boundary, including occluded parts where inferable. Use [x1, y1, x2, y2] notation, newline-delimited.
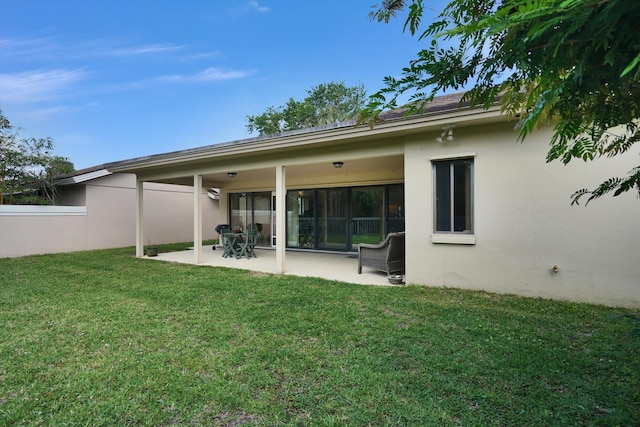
[193, 174, 203, 264]
[135, 178, 144, 257]
[275, 165, 286, 273]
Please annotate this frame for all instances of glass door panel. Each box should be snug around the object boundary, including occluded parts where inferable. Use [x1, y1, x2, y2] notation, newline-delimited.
[229, 193, 249, 232]
[387, 184, 405, 233]
[252, 192, 271, 246]
[286, 190, 315, 248]
[317, 188, 348, 250]
[271, 194, 276, 247]
[351, 187, 384, 250]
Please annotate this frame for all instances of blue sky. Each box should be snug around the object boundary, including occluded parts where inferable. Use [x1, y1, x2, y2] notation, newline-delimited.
[1, 0, 442, 170]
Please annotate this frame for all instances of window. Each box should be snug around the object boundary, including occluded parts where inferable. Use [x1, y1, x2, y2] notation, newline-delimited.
[433, 158, 473, 234]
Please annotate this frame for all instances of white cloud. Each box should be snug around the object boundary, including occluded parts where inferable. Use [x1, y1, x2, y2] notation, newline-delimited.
[1, 36, 195, 61]
[103, 43, 184, 57]
[248, 1, 270, 13]
[193, 67, 252, 81]
[157, 67, 253, 83]
[0, 37, 59, 60]
[179, 51, 221, 61]
[0, 69, 88, 103]
[20, 105, 71, 119]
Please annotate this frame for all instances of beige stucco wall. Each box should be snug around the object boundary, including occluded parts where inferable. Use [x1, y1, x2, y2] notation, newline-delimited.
[404, 122, 640, 307]
[209, 122, 638, 306]
[0, 173, 219, 258]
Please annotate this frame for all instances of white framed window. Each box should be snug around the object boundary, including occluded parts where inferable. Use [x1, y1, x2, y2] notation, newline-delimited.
[432, 156, 474, 243]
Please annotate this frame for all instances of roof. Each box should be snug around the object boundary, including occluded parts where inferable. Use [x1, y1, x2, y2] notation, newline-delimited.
[55, 164, 112, 185]
[107, 91, 503, 175]
[378, 91, 472, 120]
[50, 91, 497, 183]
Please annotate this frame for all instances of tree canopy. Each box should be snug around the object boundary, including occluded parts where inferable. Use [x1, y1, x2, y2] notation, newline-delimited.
[362, 0, 640, 204]
[0, 111, 74, 205]
[246, 82, 367, 136]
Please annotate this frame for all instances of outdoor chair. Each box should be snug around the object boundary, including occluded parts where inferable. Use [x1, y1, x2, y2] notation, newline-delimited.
[255, 223, 267, 243]
[216, 225, 232, 250]
[357, 232, 405, 275]
[239, 229, 259, 259]
[221, 231, 240, 258]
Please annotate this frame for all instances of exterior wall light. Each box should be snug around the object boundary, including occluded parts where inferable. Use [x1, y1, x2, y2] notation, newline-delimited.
[447, 127, 455, 141]
[436, 125, 455, 142]
[227, 172, 237, 177]
[333, 161, 344, 168]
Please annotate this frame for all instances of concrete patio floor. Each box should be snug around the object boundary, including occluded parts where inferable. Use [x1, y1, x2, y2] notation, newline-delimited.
[145, 246, 398, 286]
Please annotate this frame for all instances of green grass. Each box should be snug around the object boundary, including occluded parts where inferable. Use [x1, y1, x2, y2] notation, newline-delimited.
[1, 246, 639, 426]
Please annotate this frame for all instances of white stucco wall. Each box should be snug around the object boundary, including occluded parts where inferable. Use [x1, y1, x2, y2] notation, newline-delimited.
[0, 173, 219, 258]
[404, 122, 640, 307]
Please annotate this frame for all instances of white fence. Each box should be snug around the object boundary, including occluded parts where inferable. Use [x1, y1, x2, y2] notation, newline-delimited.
[0, 181, 219, 258]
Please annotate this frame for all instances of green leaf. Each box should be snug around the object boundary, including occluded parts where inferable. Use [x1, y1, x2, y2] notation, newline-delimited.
[620, 53, 640, 77]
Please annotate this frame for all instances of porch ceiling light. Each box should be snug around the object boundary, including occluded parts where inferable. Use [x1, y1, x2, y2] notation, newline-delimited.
[333, 161, 344, 168]
[227, 172, 237, 177]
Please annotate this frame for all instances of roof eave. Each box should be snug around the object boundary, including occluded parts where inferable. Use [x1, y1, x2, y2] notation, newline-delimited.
[55, 168, 112, 185]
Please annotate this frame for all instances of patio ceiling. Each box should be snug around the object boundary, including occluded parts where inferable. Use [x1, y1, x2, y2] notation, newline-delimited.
[147, 154, 405, 189]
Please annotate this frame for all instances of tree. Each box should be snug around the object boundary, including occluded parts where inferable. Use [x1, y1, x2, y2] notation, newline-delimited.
[0, 110, 74, 205]
[36, 155, 76, 204]
[361, 0, 640, 204]
[247, 82, 367, 135]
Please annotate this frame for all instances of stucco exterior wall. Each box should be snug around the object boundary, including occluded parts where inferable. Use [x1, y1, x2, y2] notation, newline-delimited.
[0, 173, 219, 258]
[0, 207, 89, 257]
[404, 122, 640, 307]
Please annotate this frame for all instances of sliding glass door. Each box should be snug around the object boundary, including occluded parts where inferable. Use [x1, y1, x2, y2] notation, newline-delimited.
[286, 190, 315, 248]
[351, 186, 385, 249]
[232, 184, 404, 252]
[316, 188, 348, 250]
[252, 192, 272, 246]
[229, 191, 272, 246]
[387, 184, 405, 233]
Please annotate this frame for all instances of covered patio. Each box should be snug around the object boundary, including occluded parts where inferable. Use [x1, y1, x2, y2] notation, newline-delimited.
[144, 247, 395, 286]
[110, 117, 413, 276]
[108, 93, 495, 289]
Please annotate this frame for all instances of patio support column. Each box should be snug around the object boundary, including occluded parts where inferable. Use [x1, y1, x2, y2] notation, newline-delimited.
[275, 164, 286, 273]
[135, 178, 144, 257]
[193, 174, 203, 264]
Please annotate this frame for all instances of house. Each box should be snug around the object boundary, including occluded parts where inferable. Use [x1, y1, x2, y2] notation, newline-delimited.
[0, 166, 220, 258]
[101, 92, 638, 307]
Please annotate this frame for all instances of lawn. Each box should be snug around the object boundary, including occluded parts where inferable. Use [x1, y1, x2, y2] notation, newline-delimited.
[1, 246, 639, 426]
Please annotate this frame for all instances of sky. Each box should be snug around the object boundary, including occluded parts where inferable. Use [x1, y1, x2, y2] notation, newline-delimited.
[0, 0, 443, 170]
